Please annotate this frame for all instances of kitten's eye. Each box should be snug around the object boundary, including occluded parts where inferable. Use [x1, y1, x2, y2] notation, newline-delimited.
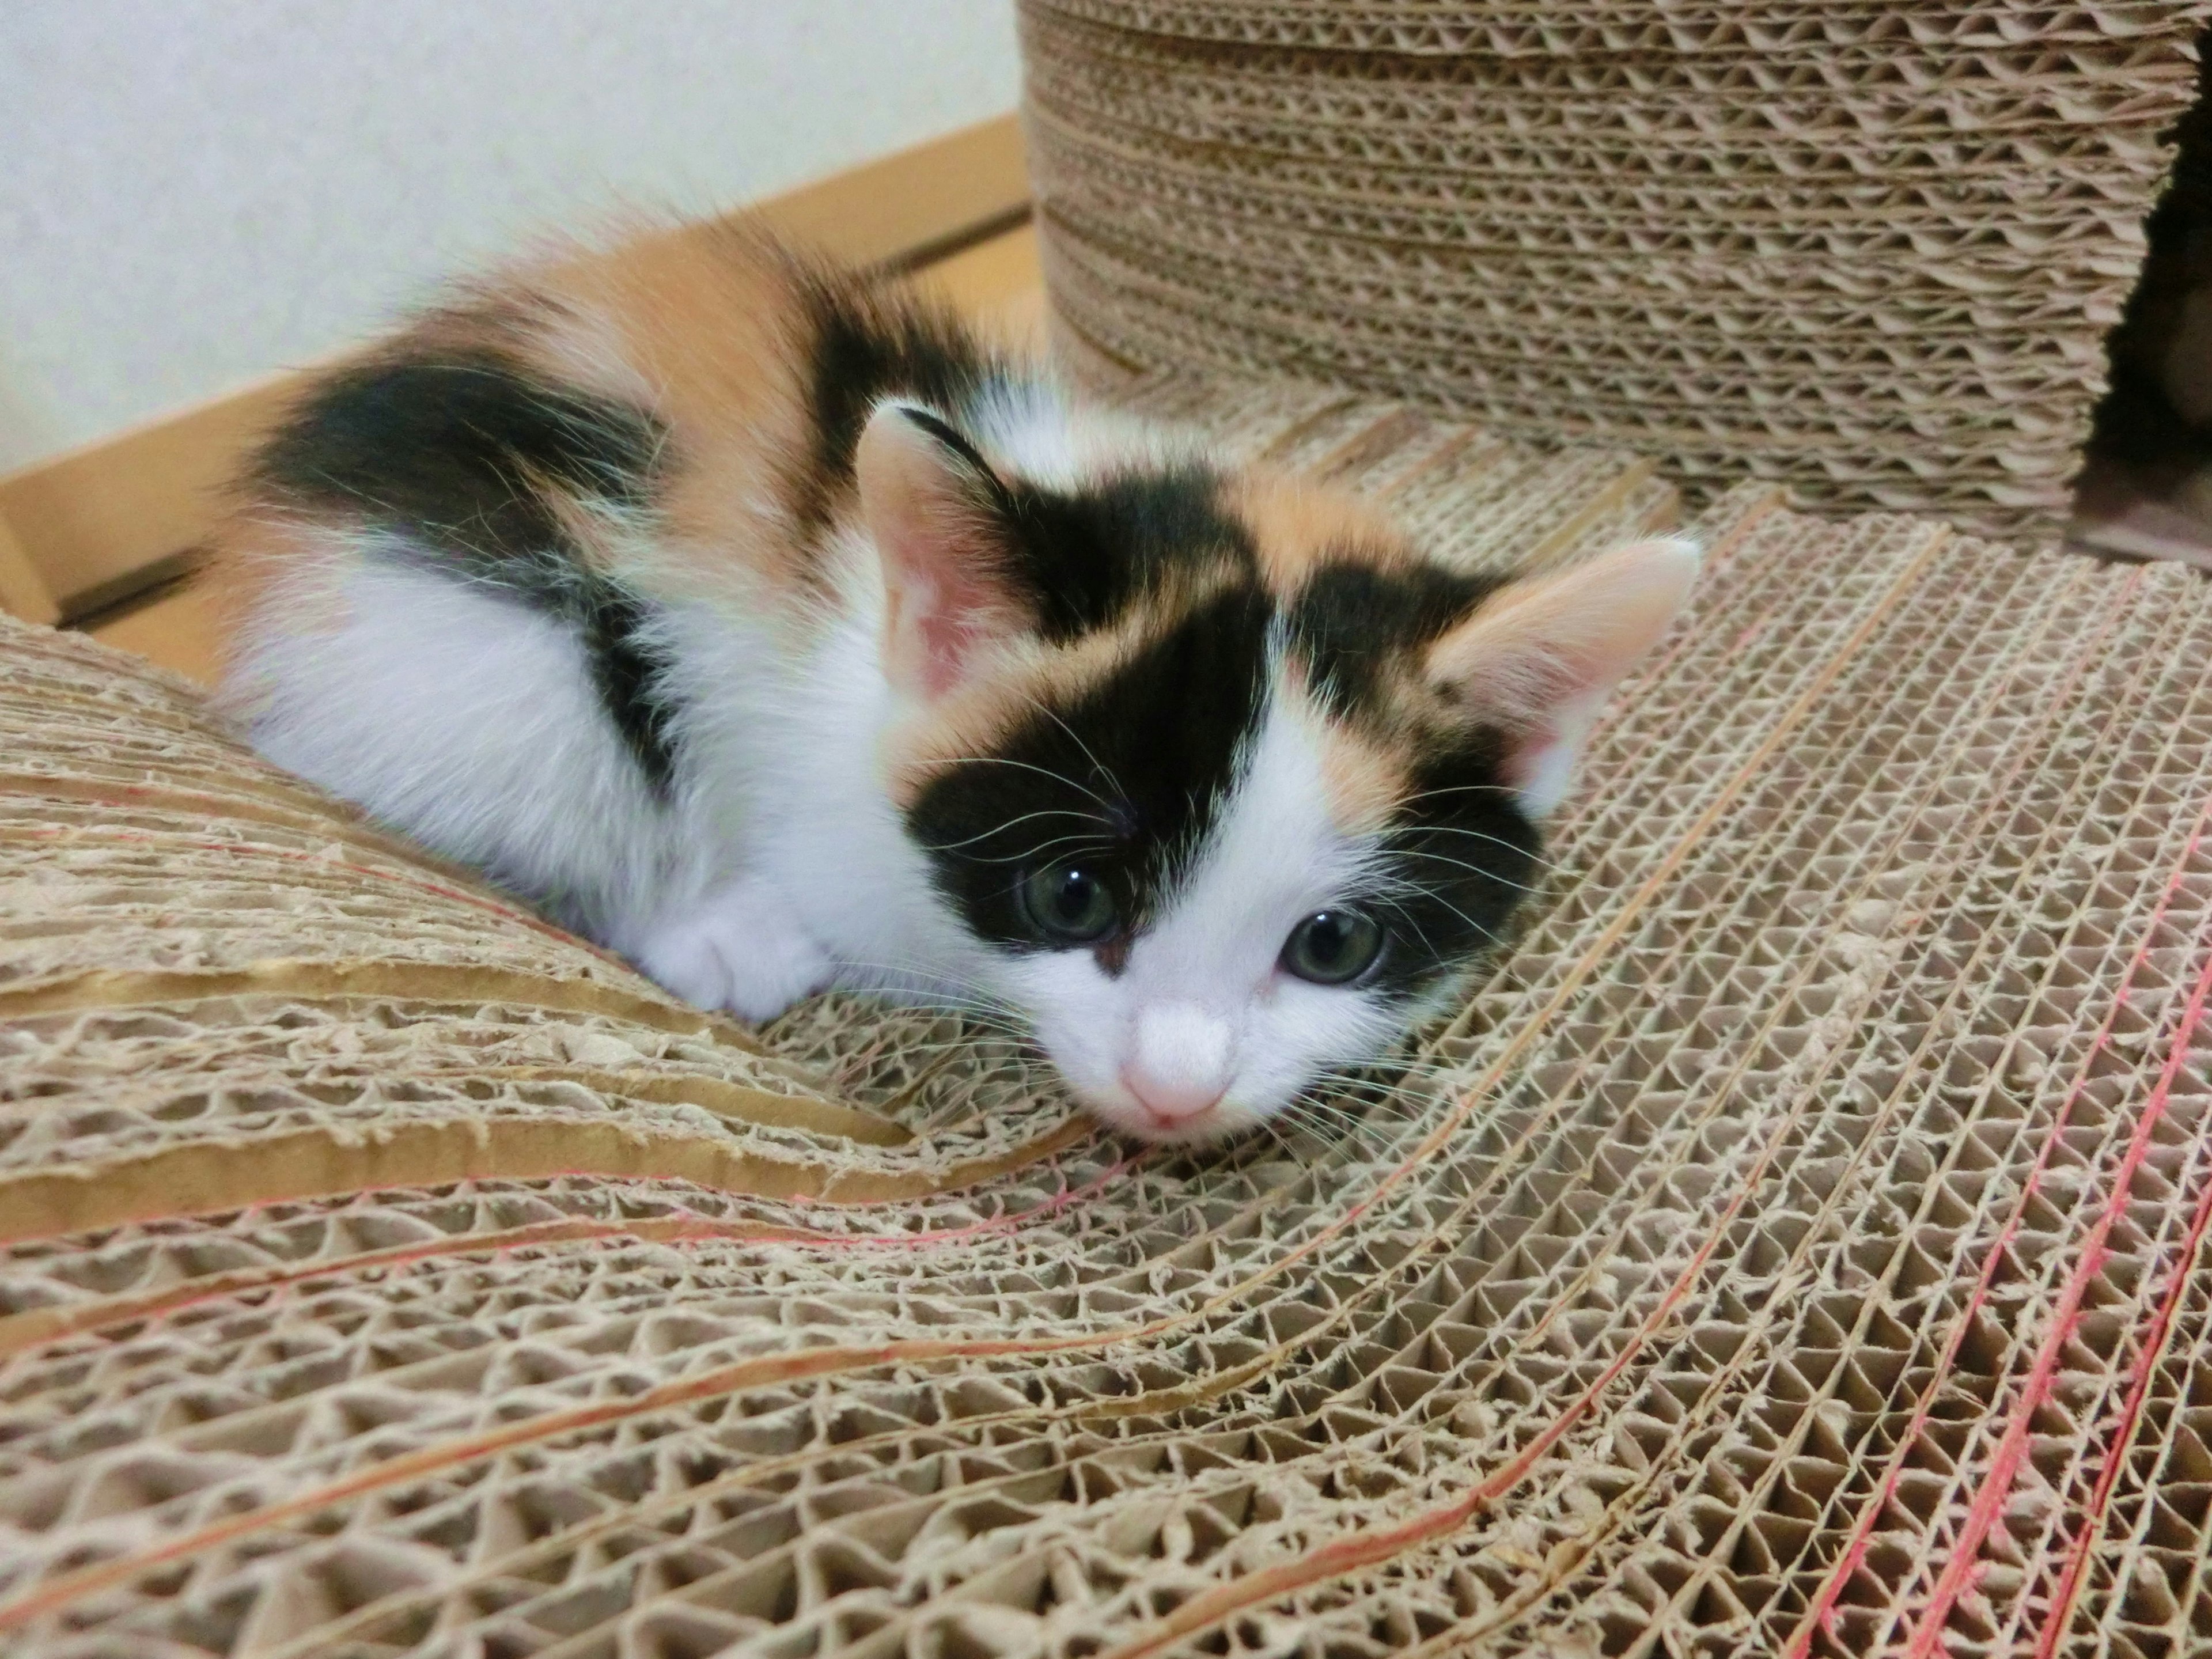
[1281, 908, 1385, 985]
[1017, 861, 1118, 945]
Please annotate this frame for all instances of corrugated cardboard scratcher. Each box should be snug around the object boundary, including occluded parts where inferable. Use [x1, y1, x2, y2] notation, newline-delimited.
[4, 371, 2212, 1657]
[1020, 0, 2212, 540]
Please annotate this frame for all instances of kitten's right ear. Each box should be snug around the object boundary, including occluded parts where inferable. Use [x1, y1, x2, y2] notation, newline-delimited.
[855, 402, 1028, 702]
[1426, 536, 1700, 817]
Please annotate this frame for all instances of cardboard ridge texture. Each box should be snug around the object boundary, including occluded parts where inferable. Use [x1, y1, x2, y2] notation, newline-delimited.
[5, 378, 2212, 1654]
[1020, 0, 2212, 537]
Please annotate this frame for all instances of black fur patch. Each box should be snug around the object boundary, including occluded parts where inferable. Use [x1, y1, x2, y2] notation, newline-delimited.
[578, 588, 677, 794]
[996, 468, 1255, 641]
[1287, 558, 1502, 721]
[895, 411, 1255, 640]
[1355, 734, 1541, 998]
[256, 346, 681, 791]
[798, 283, 992, 540]
[257, 349, 661, 566]
[1286, 562, 1537, 996]
[907, 584, 1275, 957]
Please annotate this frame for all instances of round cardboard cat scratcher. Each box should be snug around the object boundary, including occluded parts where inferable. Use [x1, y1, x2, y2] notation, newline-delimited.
[5, 378, 2212, 1656]
[1020, 0, 2212, 539]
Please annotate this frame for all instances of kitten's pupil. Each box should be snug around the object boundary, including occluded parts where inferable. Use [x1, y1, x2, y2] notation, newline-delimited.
[1282, 909, 1385, 985]
[1019, 861, 1118, 945]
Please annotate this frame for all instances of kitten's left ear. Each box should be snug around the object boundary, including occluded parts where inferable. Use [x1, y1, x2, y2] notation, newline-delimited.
[855, 402, 1029, 702]
[1426, 536, 1700, 816]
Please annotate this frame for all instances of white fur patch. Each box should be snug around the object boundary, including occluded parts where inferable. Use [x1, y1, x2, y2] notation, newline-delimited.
[230, 537, 684, 941]
[227, 522, 1018, 1035]
[962, 378, 1209, 494]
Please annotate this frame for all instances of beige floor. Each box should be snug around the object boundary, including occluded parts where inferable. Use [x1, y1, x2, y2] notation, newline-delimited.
[85, 225, 1044, 687]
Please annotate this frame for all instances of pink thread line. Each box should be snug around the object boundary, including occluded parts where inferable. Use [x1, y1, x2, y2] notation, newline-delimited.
[380, 1149, 1134, 1263]
[766, 1150, 1137, 1251]
[1103, 1009, 1824, 1659]
[1777, 567, 2157, 1654]
[1901, 825, 2212, 1658]
[1788, 806, 2210, 1657]
[2031, 1075, 2212, 1659]
[15, 1150, 1137, 1357]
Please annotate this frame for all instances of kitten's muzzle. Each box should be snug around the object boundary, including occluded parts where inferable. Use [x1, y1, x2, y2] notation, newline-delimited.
[1120, 1003, 1237, 1131]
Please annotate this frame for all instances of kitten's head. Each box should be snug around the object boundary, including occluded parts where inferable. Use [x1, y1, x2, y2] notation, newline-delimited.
[855, 399, 1697, 1143]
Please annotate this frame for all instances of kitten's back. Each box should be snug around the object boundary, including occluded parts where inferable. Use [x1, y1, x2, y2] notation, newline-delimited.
[229, 224, 1016, 607]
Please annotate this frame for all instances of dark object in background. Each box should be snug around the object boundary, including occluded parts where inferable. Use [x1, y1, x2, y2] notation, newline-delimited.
[2075, 28, 2212, 567]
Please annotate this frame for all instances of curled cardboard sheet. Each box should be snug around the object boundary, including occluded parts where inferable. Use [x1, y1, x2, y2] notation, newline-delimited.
[1020, 0, 2212, 538]
[5, 384, 2212, 1656]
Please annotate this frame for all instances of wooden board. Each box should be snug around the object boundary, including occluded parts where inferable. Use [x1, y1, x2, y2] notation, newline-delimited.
[911, 224, 1048, 346]
[0, 512, 56, 627]
[82, 582, 226, 685]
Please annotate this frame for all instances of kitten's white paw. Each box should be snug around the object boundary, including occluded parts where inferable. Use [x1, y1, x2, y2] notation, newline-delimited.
[631, 880, 834, 1022]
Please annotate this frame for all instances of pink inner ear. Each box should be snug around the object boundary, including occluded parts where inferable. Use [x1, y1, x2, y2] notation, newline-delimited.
[1426, 536, 1701, 810]
[856, 403, 1025, 702]
[903, 566, 1011, 700]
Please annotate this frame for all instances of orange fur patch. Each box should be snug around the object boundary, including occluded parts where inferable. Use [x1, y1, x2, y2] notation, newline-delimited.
[1226, 468, 1414, 594]
[1262, 661, 1409, 837]
[881, 616, 1152, 811]
[517, 224, 821, 597]
[1315, 725, 1409, 838]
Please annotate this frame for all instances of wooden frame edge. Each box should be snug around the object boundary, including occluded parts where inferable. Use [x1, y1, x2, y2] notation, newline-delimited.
[0, 511, 59, 627]
[1, 112, 1027, 624]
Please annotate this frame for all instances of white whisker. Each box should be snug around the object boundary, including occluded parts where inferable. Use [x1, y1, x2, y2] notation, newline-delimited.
[921, 807, 1107, 855]
[923, 755, 1118, 812]
[1381, 846, 1551, 895]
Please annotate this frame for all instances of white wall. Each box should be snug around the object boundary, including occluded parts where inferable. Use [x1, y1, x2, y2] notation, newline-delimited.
[0, 2, 1021, 472]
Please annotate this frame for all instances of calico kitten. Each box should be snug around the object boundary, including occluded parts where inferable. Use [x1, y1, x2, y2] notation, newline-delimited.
[214, 222, 1697, 1144]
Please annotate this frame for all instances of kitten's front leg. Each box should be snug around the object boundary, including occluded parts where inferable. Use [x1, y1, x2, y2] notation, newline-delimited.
[630, 877, 834, 1022]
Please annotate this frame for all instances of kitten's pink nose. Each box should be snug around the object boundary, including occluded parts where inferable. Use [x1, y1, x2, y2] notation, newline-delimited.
[1119, 1067, 1225, 1126]
[1123, 1005, 1234, 1127]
